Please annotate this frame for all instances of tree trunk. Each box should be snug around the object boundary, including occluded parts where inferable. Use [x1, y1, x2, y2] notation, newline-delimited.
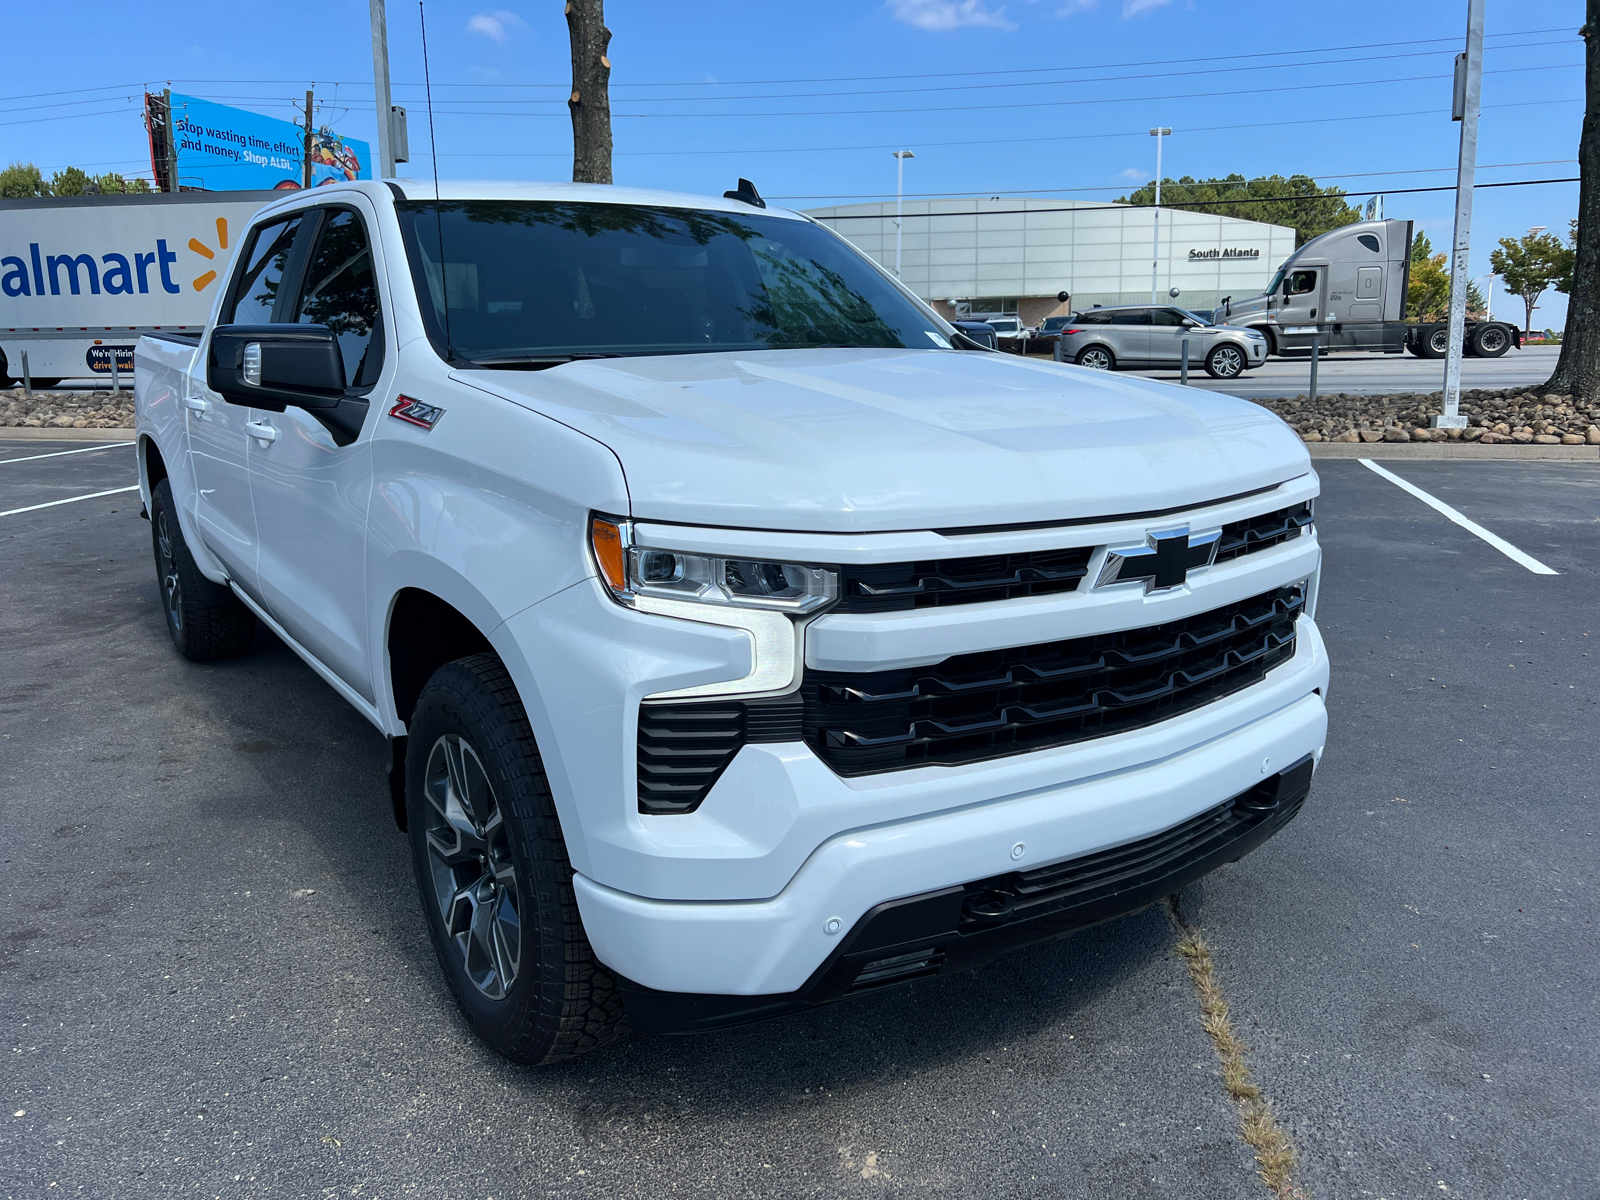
[1547, 2, 1598, 397]
[566, 0, 613, 185]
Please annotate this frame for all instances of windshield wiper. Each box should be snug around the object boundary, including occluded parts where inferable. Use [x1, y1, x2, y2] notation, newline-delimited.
[466, 353, 626, 371]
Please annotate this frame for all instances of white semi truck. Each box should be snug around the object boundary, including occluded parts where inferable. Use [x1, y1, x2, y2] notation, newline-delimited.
[1217, 217, 1521, 361]
[0, 190, 279, 387]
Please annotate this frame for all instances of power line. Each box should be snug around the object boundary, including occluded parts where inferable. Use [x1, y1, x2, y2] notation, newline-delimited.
[0, 26, 1571, 105]
[811, 177, 1581, 220]
[768, 161, 1578, 202]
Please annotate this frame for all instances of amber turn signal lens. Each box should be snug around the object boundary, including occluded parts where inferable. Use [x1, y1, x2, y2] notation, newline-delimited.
[590, 517, 627, 592]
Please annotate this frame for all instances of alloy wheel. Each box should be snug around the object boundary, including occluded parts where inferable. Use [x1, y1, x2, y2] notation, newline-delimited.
[1477, 326, 1508, 354]
[1078, 347, 1112, 370]
[423, 734, 522, 1000]
[1212, 346, 1244, 377]
[1429, 328, 1451, 354]
[155, 508, 183, 637]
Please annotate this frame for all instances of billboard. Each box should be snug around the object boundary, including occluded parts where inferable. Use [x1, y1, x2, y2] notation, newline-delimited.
[168, 93, 370, 192]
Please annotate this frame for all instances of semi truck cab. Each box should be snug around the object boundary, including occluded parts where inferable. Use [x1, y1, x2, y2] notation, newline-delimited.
[1218, 217, 1519, 360]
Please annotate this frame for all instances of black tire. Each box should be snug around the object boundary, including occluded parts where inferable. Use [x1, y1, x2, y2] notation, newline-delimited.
[1075, 345, 1115, 371]
[1205, 344, 1247, 379]
[1415, 326, 1449, 359]
[1472, 323, 1511, 358]
[29, 378, 63, 389]
[406, 654, 626, 1065]
[149, 478, 257, 661]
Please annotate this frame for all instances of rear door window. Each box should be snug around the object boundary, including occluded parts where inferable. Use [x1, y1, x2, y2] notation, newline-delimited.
[1113, 309, 1151, 326]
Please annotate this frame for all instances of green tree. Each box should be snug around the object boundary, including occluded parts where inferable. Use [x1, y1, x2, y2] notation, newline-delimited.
[1116, 173, 1362, 247]
[1551, 218, 1578, 297]
[1490, 230, 1569, 335]
[0, 162, 48, 198]
[1405, 233, 1486, 321]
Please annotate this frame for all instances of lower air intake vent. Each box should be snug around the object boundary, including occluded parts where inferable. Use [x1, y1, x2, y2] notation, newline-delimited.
[637, 694, 803, 815]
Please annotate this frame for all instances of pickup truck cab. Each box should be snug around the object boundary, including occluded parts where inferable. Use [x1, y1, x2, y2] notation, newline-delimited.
[135, 180, 1328, 1064]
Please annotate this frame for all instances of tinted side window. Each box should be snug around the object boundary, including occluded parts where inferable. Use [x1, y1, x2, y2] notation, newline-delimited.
[1357, 234, 1381, 253]
[1113, 309, 1151, 326]
[1287, 270, 1318, 296]
[225, 217, 303, 324]
[1151, 308, 1186, 327]
[1075, 310, 1108, 325]
[295, 210, 383, 388]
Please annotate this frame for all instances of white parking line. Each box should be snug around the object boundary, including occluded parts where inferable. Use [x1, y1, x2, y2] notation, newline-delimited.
[1358, 458, 1558, 575]
[0, 443, 133, 464]
[0, 484, 140, 518]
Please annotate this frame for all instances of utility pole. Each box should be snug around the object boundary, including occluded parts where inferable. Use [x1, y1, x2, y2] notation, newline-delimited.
[892, 150, 915, 278]
[1435, 0, 1484, 430]
[369, 0, 396, 178]
[302, 90, 314, 189]
[1149, 127, 1170, 305]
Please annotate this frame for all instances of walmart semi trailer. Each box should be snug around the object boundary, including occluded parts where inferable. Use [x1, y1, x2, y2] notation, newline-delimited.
[0, 191, 277, 387]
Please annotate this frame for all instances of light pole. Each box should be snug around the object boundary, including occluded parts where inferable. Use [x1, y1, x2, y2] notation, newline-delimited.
[1435, 0, 1483, 430]
[1149, 127, 1170, 305]
[892, 151, 915, 278]
[1477, 272, 1495, 320]
[369, 0, 396, 178]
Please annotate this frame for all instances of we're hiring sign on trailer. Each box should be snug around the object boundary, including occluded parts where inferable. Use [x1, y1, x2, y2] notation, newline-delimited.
[167, 94, 371, 192]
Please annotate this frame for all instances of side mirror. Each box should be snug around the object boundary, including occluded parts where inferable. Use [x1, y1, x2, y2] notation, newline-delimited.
[209, 324, 345, 410]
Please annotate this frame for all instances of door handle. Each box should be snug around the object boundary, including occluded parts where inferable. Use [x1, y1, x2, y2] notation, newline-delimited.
[245, 420, 278, 444]
[184, 395, 211, 413]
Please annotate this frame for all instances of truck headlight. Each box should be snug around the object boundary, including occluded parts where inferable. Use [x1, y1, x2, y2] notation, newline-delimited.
[590, 516, 837, 613]
[590, 515, 837, 699]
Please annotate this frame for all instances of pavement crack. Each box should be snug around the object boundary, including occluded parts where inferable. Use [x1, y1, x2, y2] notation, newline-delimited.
[1165, 894, 1309, 1200]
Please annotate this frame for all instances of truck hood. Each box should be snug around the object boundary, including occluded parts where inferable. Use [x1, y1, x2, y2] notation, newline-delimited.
[455, 348, 1308, 534]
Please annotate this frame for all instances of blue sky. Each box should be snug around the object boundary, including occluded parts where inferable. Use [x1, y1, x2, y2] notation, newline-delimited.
[5, 0, 1584, 324]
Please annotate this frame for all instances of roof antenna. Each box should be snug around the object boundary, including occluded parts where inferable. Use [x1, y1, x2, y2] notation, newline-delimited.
[723, 178, 765, 209]
[419, 0, 454, 363]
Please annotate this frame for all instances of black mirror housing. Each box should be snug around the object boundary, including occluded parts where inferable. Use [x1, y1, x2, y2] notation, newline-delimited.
[209, 324, 345, 410]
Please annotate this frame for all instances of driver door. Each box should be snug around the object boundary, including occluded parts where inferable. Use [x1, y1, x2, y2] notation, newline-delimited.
[1278, 267, 1324, 329]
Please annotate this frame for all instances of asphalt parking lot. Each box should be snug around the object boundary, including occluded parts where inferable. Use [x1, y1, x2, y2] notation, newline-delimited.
[2, 440, 1596, 1199]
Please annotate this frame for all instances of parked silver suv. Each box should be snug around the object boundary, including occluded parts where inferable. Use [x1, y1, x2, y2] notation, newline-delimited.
[1055, 305, 1267, 378]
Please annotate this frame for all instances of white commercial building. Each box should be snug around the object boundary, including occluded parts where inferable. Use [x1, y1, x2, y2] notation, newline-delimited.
[804, 198, 1296, 329]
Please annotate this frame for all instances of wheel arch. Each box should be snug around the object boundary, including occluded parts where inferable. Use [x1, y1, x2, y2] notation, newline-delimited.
[1074, 342, 1116, 368]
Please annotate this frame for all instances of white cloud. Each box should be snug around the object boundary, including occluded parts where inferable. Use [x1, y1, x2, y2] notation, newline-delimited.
[887, 0, 1018, 32]
[467, 10, 527, 42]
[1119, 167, 1147, 180]
[1121, 0, 1174, 14]
[1055, 0, 1097, 13]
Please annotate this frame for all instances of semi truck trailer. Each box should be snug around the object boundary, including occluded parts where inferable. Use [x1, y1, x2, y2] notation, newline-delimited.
[1, 190, 279, 388]
[1217, 217, 1521, 361]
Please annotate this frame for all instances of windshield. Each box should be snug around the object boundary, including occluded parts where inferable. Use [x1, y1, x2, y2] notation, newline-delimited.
[1265, 264, 1288, 297]
[395, 201, 947, 363]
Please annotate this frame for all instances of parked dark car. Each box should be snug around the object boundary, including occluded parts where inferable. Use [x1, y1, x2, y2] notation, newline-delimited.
[950, 319, 999, 349]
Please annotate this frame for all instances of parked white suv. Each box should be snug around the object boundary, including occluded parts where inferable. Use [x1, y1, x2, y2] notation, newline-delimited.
[135, 180, 1327, 1064]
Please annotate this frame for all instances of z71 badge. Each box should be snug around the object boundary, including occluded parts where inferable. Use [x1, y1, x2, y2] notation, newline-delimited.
[389, 397, 445, 430]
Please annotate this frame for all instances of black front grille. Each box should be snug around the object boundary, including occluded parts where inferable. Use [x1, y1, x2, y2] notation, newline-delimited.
[1215, 502, 1312, 563]
[802, 585, 1303, 776]
[835, 547, 1093, 614]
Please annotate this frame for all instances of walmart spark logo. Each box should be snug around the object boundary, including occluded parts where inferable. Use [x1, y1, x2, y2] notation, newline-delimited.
[186, 217, 230, 291]
[0, 218, 231, 298]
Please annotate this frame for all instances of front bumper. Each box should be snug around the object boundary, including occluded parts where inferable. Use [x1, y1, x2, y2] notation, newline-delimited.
[619, 754, 1314, 1034]
[572, 677, 1326, 998]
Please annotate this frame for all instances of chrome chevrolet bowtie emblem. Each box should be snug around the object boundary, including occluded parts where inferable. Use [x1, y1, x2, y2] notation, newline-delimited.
[1096, 527, 1221, 593]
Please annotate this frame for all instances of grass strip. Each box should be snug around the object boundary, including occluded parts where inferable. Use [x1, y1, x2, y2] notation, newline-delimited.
[1165, 896, 1308, 1200]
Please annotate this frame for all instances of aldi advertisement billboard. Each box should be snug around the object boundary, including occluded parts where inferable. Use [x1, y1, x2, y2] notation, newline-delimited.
[168, 94, 370, 192]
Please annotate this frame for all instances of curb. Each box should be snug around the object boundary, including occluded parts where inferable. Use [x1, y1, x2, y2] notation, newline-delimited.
[1307, 442, 1597, 461]
[0, 427, 136, 442]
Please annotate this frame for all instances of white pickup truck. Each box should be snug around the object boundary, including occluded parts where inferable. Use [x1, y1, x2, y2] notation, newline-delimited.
[134, 179, 1327, 1064]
